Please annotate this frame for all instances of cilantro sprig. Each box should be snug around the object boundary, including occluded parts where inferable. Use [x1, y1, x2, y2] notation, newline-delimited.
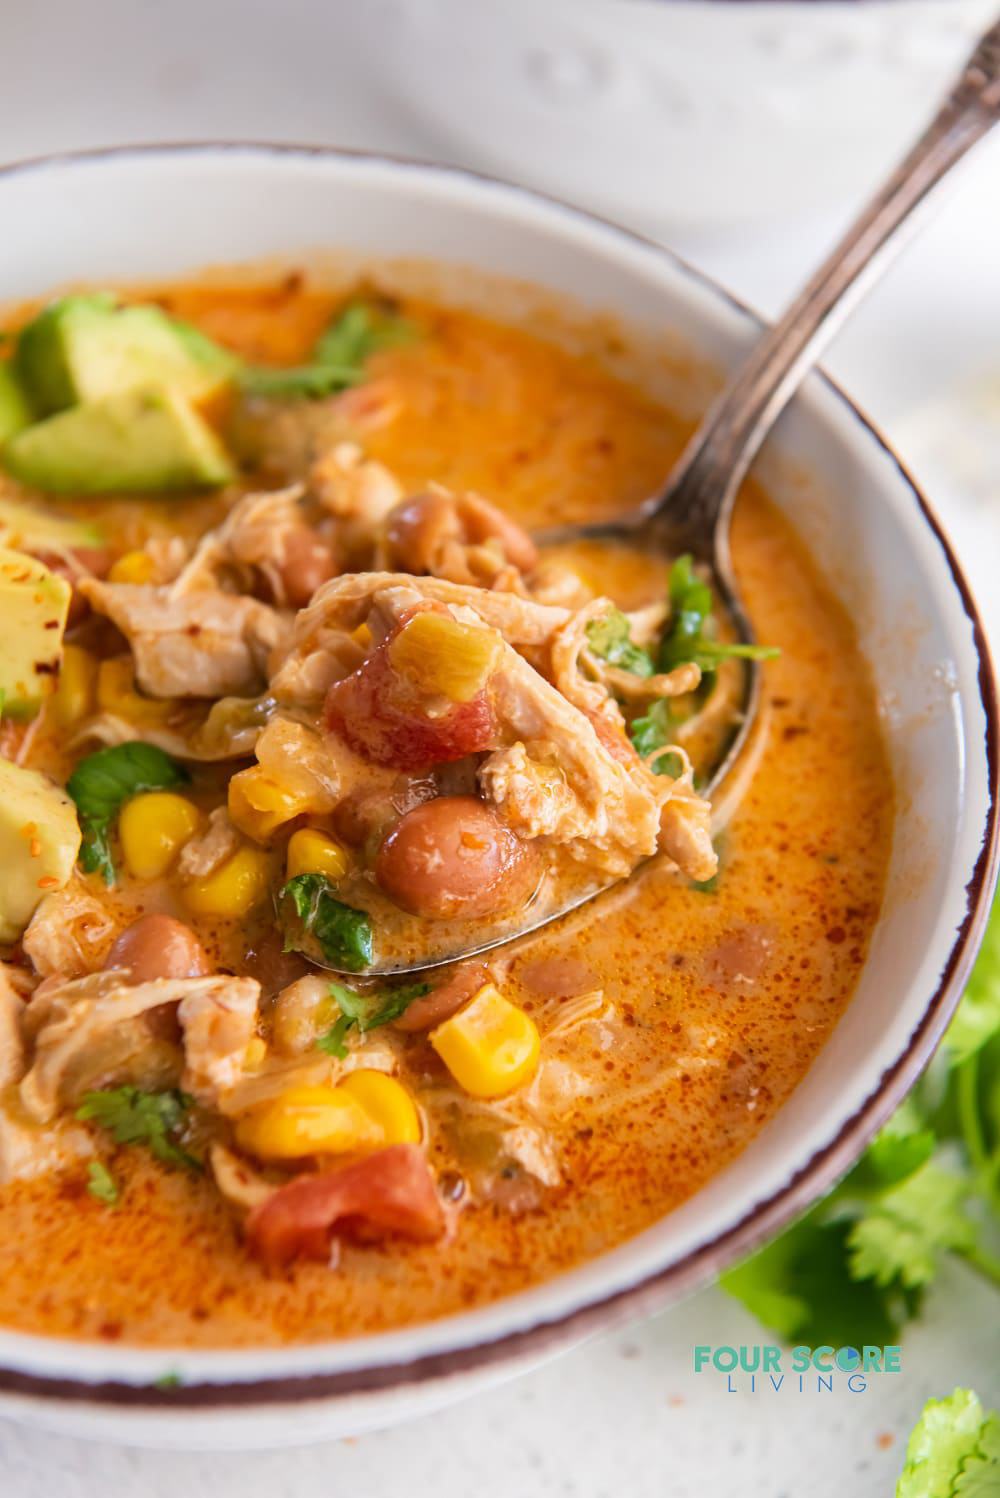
[723, 894, 1000, 1345]
[317, 979, 432, 1058]
[241, 299, 414, 401]
[76, 1087, 201, 1173]
[66, 741, 188, 885]
[659, 554, 778, 674]
[896, 1388, 1000, 1496]
[279, 873, 374, 972]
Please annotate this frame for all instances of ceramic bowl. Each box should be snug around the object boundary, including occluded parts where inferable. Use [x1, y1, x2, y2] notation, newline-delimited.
[0, 144, 995, 1448]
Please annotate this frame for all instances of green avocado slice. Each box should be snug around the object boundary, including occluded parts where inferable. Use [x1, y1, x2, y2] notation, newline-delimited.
[3, 385, 235, 494]
[0, 496, 104, 552]
[15, 295, 238, 414]
[0, 362, 32, 446]
[0, 547, 71, 718]
[0, 757, 81, 944]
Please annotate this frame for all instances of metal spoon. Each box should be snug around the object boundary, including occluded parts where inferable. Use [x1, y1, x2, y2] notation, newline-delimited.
[345, 16, 1000, 976]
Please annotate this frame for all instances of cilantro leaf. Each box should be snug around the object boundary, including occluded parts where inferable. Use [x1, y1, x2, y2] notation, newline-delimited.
[956, 1413, 1000, 1496]
[76, 1087, 201, 1173]
[585, 608, 654, 678]
[317, 978, 431, 1057]
[857, 1096, 938, 1187]
[721, 1210, 906, 1347]
[897, 1389, 1000, 1498]
[313, 300, 414, 366]
[279, 873, 374, 972]
[86, 1160, 119, 1206]
[241, 299, 413, 402]
[847, 1162, 977, 1290]
[239, 363, 364, 399]
[628, 698, 682, 776]
[659, 553, 778, 673]
[66, 741, 188, 885]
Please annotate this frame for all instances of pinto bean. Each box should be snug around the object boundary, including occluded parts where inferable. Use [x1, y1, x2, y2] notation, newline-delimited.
[278, 526, 338, 608]
[384, 491, 538, 577]
[393, 962, 490, 1033]
[104, 914, 211, 983]
[375, 796, 538, 920]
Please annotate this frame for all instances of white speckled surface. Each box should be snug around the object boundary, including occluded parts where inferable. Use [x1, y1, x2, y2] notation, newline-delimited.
[1, 4, 999, 1489]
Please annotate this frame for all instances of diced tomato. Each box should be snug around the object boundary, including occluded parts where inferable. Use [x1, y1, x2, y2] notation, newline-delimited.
[246, 1144, 445, 1266]
[324, 637, 497, 770]
[585, 706, 639, 766]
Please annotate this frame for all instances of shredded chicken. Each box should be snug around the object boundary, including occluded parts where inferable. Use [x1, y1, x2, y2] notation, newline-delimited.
[271, 571, 570, 708]
[79, 578, 289, 699]
[0, 965, 26, 1089]
[216, 1054, 335, 1119]
[23, 880, 116, 978]
[178, 978, 261, 1105]
[481, 648, 667, 875]
[268, 570, 715, 880]
[171, 485, 307, 599]
[0, 1098, 94, 1185]
[308, 441, 403, 555]
[175, 806, 241, 880]
[659, 794, 718, 884]
[18, 972, 258, 1123]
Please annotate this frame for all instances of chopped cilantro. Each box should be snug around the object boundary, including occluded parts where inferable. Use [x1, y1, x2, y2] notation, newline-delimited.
[279, 873, 374, 972]
[896, 1389, 1000, 1497]
[154, 1371, 183, 1390]
[66, 741, 188, 885]
[85, 1160, 120, 1207]
[317, 979, 432, 1057]
[585, 608, 654, 678]
[659, 553, 778, 674]
[241, 299, 414, 401]
[76, 1087, 201, 1173]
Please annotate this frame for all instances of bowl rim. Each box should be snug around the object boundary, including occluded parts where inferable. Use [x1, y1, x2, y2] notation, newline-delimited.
[0, 139, 995, 1413]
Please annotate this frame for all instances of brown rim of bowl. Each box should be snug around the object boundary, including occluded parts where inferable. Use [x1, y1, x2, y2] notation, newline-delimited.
[0, 140, 995, 1412]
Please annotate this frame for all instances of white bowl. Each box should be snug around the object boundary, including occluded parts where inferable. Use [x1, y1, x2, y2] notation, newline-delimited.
[354, 0, 1000, 234]
[0, 144, 995, 1448]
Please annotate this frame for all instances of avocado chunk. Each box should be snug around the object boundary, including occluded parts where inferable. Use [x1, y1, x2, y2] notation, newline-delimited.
[0, 757, 81, 943]
[15, 294, 238, 414]
[0, 496, 104, 553]
[0, 363, 31, 447]
[3, 385, 235, 494]
[0, 548, 71, 717]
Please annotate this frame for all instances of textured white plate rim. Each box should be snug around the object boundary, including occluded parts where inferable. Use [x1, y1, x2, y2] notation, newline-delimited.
[0, 141, 994, 1410]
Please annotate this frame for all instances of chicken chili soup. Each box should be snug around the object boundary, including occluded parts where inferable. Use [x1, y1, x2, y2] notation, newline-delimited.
[0, 272, 891, 1345]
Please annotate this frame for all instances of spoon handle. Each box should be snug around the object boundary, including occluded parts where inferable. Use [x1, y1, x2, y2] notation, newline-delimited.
[658, 15, 1000, 547]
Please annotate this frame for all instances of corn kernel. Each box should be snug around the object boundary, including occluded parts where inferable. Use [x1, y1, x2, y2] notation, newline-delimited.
[234, 1084, 380, 1160]
[430, 983, 540, 1099]
[109, 550, 156, 585]
[388, 611, 502, 702]
[119, 791, 201, 881]
[50, 644, 98, 727]
[182, 844, 271, 919]
[341, 1069, 421, 1145]
[285, 827, 349, 883]
[228, 765, 315, 843]
[97, 656, 175, 724]
[244, 1037, 267, 1070]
